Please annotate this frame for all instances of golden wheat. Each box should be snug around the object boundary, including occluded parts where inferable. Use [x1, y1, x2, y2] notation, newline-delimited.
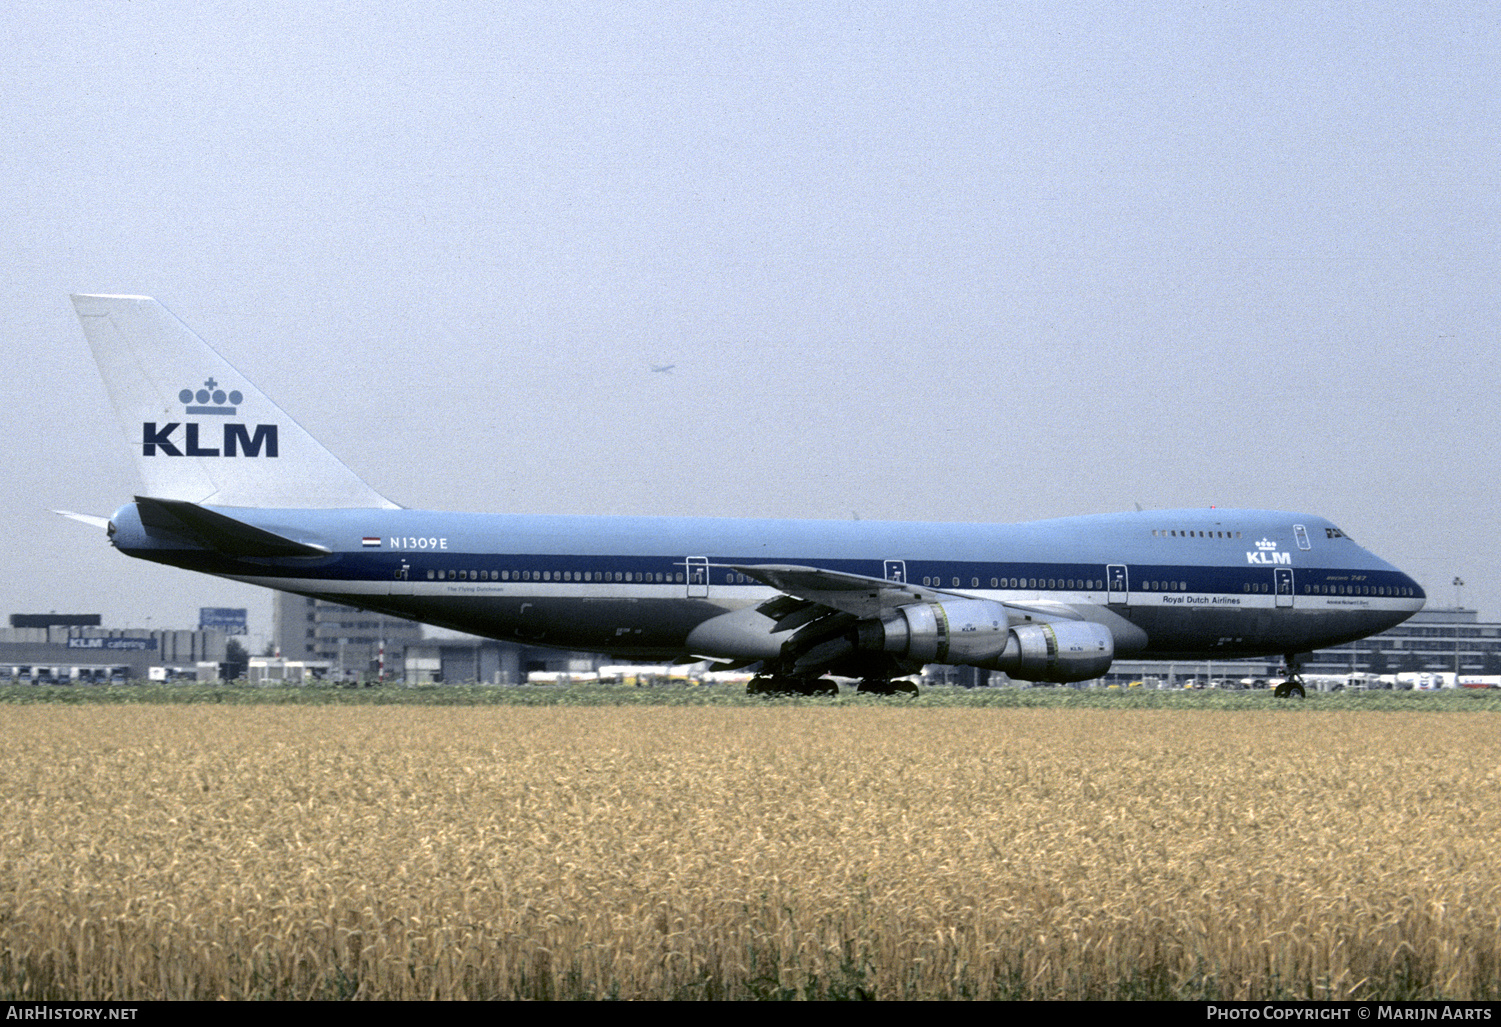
[0, 705, 1497, 999]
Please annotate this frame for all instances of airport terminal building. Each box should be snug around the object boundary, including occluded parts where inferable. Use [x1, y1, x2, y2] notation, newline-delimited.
[6, 603, 1493, 688]
[1103, 607, 1500, 686]
[2, 604, 610, 685]
[0, 614, 227, 682]
[271, 594, 603, 683]
[1304, 606, 1501, 676]
[271, 593, 424, 678]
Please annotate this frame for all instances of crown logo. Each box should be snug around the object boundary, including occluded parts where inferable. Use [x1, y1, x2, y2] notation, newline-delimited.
[1255, 538, 1278, 551]
[178, 378, 242, 415]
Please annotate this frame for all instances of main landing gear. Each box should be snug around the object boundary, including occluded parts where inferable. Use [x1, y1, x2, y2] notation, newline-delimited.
[743, 676, 923, 697]
[1272, 654, 1307, 698]
[856, 678, 919, 696]
[746, 676, 839, 696]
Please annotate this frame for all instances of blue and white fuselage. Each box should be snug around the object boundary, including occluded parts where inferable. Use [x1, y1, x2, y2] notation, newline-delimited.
[104, 502, 1423, 672]
[71, 295, 1425, 688]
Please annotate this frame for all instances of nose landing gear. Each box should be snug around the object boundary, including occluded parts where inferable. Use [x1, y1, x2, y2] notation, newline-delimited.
[1273, 654, 1307, 698]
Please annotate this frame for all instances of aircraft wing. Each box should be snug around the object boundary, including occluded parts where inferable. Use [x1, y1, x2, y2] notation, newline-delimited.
[717, 564, 1116, 678]
[728, 563, 1087, 624]
[728, 564, 945, 620]
[722, 563, 1093, 676]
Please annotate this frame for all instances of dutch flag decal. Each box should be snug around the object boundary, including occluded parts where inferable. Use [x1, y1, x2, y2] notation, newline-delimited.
[362, 537, 381, 548]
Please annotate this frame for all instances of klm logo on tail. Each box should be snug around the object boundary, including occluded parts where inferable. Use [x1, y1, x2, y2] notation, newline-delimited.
[142, 377, 278, 457]
[180, 377, 243, 414]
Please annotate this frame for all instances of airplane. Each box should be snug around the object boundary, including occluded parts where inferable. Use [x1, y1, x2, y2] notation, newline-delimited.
[64, 294, 1426, 697]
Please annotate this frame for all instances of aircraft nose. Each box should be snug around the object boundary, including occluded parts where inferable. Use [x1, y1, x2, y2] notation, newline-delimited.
[1406, 575, 1427, 605]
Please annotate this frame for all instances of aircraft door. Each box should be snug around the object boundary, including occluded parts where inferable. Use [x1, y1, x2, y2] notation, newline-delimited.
[883, 560, 906, 583]
[686, 557, 709, 598]
[1275, 568, 1294, 608]
[388, 559, 414, 596]
[1107, 564, 1129, 604]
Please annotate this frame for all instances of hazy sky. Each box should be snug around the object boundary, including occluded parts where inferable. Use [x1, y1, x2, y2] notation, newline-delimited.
[5, 1, 1498, 652]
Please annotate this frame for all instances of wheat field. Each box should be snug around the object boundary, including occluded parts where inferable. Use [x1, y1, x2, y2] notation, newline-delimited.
[0, 703, 1497, 999]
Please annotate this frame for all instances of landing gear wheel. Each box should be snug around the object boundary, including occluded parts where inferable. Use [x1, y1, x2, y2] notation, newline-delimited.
[802, 677, 839, 696]
[1274, 654, 1308, 699]
[749, 676, 838, 696]
[856, 678, 920, 696]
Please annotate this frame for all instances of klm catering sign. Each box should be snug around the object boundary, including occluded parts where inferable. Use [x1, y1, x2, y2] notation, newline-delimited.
[66, 638, 156, 651]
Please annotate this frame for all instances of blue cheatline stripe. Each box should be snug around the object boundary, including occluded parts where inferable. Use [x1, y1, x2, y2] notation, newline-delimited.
[157, 547, 1419, 600]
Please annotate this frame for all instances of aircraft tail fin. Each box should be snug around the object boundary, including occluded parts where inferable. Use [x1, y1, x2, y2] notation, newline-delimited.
[71, 294, 397, 509]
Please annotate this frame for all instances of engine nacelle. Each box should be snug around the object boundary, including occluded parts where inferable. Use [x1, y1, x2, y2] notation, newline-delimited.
[987, 620, 1115, 682]
[865, 599, 1014, 665]
[861, 602, 1114, 683]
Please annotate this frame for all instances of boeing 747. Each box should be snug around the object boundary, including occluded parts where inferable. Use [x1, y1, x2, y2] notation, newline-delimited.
[65, 294, 1425, 695]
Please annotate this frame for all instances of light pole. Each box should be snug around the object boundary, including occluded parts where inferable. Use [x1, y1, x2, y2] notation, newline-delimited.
[1453, 578, 1465, 675]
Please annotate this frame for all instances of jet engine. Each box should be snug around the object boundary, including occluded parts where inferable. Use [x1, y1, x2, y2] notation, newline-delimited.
[989, 620, 1115, 682]
[858, 600, 1114, 683]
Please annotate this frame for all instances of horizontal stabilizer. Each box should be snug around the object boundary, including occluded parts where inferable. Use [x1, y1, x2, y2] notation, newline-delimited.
[52, 510, 111, 531]
[134, 496, 330, 558]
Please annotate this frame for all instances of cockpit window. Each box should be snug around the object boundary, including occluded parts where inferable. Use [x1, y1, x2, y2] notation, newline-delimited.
[1325, 526, 1353, 542]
